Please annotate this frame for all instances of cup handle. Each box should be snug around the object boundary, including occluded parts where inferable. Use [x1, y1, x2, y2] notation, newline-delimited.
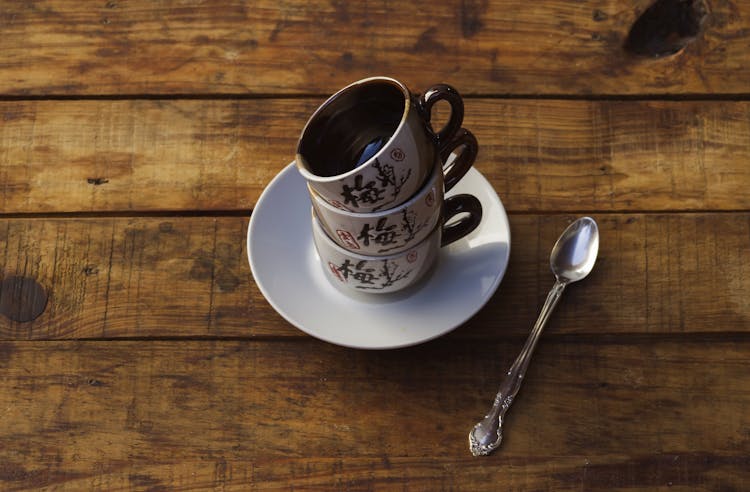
[441, 194, 483, 247]
[440, 128, 478, 193]
[418, 84, 464, 148]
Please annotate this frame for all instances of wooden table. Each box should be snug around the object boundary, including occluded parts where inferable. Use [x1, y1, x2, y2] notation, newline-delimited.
[1, 1, 749, 490]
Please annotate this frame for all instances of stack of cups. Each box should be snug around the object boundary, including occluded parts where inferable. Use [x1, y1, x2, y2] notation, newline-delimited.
[296, 77, 483, 294]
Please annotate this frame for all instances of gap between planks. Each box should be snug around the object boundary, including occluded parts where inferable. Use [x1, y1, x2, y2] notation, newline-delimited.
[3, 332, 750, 344]
[2, 93, 750, 102]
[1, 210, 749, 220]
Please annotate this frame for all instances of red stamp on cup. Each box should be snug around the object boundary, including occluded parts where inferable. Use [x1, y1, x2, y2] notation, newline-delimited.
[390, 148, 405, 161]
[407, 251, 418, 263]
[336, 230, 360, 250]
[425, 189, 435, 207]
[328, 262, 345, 282]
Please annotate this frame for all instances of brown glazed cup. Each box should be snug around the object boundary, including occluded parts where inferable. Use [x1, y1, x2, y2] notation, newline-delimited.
[296, 76, 475, 213]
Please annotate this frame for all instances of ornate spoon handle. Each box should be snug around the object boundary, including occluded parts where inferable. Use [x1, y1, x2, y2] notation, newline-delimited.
[469, 280, 567, 456]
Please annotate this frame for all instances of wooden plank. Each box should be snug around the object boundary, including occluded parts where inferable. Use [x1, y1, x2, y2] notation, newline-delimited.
[0, 217, 254, 340]
[2, 99, 750, 214]
[0, 0, 745, 96]
[0, 99, 313, 214]
[0, 214, 747, 340]
[472, 213, 750, 339]
[0, 339, 748, 490]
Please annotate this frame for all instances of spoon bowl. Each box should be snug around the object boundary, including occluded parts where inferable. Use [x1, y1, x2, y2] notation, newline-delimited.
[551, 216, 599, 283]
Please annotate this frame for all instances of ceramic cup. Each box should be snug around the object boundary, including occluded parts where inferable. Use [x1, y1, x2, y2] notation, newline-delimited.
[296, 76, 475, 212]
[311, 145, 477, 256]
[311, 194, 482, 294]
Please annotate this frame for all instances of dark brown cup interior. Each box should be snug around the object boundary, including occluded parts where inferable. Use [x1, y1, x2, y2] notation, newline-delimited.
[298, 81, 405, 178]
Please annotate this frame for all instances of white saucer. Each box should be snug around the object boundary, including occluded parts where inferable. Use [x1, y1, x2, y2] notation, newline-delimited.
[247, 163, 511, 349]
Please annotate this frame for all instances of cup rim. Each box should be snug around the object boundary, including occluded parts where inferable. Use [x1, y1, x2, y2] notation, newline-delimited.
[296, 76, 411, 183]
[311, 208, 440, 262]
[308, 154, 442, 219]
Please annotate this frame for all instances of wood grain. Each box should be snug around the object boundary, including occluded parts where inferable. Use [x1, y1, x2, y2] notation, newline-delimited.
[0, 217, 253, 340]
[0, 214, 747, 340]
[2, 99, 750, 214]
[3, 1, 747, 489]
[0, 339, 748, 490]
[0, 0, 747, 96]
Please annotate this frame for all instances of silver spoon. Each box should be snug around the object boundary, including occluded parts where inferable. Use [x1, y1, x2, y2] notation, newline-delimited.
[469, 216, 600, 456]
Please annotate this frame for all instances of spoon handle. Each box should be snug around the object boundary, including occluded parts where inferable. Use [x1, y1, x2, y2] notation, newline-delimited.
[469, 280, 567, 456]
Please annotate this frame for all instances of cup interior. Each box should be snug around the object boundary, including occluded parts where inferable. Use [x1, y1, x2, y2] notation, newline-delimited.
[298, 79, 407, 178]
